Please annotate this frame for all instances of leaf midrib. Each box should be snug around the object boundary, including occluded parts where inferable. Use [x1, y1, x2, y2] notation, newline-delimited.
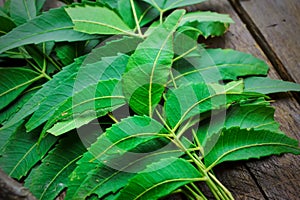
[169, 63, 264, 84]
[0, 74, 42, 98]
[173, 82, 249, 130]
[72, 19, 136, 36]
[89, 132, 165, 162]
[0, 26, 75, 54]
[207, 142, 300, 170]
[39, 155, 83, 199]
[133, 177, 205, 200]
[86, 149, 183, 198]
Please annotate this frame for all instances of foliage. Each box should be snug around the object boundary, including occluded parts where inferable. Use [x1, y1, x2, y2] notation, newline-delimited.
[0, 0, 300, 199]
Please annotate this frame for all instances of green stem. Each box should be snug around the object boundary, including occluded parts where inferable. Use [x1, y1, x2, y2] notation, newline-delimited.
[42, 43, 47, 72]
[130, 0, 143, 37]
[108, 112, 118, 123]
[184, 185, 204, 200]
[190, 183, 208, 200]
[45, 54, 62, 71]
[159, 11, 163, 24]
[208, 172, 234, 200]
[169, 69, 178, 89]
[172, 45, 198, 63]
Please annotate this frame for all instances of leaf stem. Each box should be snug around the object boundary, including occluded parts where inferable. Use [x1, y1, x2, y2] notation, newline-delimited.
[184, 185, 204, 200]
[190, 183, 208, 200]
[108, 112, 118, 123]
[130, 0, 143, 38]
[172, 45, 198, 63]
[169, 69, 178, 89]
[208, 172, 234, 200]
[159, 12, 163, 24]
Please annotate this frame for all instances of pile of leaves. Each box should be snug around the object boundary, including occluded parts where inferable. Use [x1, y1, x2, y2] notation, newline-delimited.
[0, 0, 300, 199]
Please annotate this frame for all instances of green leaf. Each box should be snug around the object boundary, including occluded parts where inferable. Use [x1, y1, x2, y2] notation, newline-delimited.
[165, 80, 265, 128]
[0, 121, 23, 151]
[36, 0, 47, 12]
[117, 0, 159, 29]
[172, 48, 269, 86]
[244, 77, 300, 94]
[204, 127, 300, 169]
[0, 67, 41, 110]
[0, 15, 16, 36]
[10, 0, 36, 25]
[142, 0, 206, 11]
[3, 57, 86, 128]
[66, 115, 173, 199]
[65, 4, 135, 36]
[55, 42, 86, 66]
[0, 7, 96, 54]
[66, 147, 183, 199]
[82, 36, 142, 65]
[66, 152, 99, 200]
[45, 79, 126, 136]
[115, 157, 203, 200]
[26, 54, 129, 133]
[122, 10, 185, 116]
[0, 125, 57, 180]
[0, 89, 37, 125]
[24, 134, 86, 200]
[197, 103, 281, 146]
[178, 11, 234, 38]
[88, 115, 168, 163]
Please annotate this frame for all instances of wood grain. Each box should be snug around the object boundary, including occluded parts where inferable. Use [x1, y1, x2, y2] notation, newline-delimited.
[191, 0, 300, 199]
[237, 0, 300, 84]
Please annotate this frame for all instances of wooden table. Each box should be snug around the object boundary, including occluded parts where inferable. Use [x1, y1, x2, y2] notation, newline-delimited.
[181, 0, 299, 199]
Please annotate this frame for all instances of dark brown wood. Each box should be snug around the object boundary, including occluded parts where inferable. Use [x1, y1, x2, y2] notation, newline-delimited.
[0, 169, 37, 200]
[190, 0, 300, 199]
[229, 0, 300, 102]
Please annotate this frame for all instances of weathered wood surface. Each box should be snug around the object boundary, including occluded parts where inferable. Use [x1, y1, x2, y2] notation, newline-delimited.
[231, 0, 300, 85]
[189, 0, 300, 199]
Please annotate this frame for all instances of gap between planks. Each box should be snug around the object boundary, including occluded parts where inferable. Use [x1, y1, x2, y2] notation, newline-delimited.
[229, 0, 300, 102]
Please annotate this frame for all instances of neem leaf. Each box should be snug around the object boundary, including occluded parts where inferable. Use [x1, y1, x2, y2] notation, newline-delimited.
[0, 87, 37, 125]
[88, 115, 168, 163]
[55, 42, 86, 66]
[3, 57, 85, 129]
[172, 48, 269, 86]
[142, 0, 206, 11]
[25, 54, 128, 133]
[121, 0, 160, 29]
[45, 79, 126, 136]
[244, 77, 300, 94]
[197, 103, 281, 146]
[0, 15, 16, 36]
[67, 147, 183, 199]
[24, 134, 86, 200]
[178, 11, 234, 38]
[65, 4, 135, 36]
[0, 7, 96, 54]
[115, 157, 204, 200]
[10, 0, 36, 25]
[0, 125, 57, 180]
[0, 121, 23, 151]
[165, 80, 264, 129]
[0, 67, 41, 110]
[204, 127, 300, 169]
[66, 152, 98, 200]
[122, 10, 185, 116]
[82, 36, 142, 65]
[65, 115, 169, 199]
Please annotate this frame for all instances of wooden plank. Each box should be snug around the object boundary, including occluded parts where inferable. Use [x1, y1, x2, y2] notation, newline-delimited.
[190, 0, 300, 199]
[232, 0, 300, 84]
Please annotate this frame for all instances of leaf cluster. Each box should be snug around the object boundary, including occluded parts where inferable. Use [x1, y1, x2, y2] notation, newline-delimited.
[0, 0, 300, 199]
